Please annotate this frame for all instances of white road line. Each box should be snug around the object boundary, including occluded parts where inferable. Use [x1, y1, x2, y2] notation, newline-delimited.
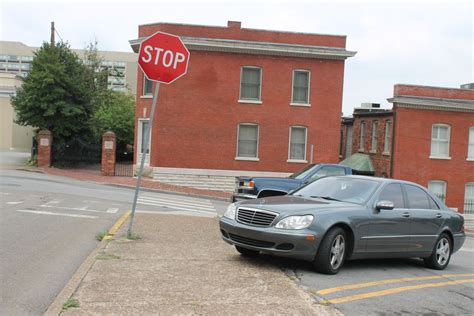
[106, 208, 119, 213]
[6, 201, 23, 205]
[16, 209, 97, 219]
[137, 197, 216, 211]
[136, 201, 217, 214]
[38, 204, 112, 214]
[137, 209, 216, 217]
[139, 193, 212, 204]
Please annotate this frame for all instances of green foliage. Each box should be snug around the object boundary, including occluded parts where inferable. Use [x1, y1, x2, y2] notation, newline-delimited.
[91, 89, 135, 148]
[12, 42, 94, 141]
[95, 230, 109, 241]
[62, 298, 80, 310]
[126, 231, 142, 240]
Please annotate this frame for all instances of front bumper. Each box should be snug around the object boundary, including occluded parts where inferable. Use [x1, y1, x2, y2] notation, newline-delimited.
[219, 216, 321, 261]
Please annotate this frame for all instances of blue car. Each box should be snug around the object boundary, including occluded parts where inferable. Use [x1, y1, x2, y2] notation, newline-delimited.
[232, 163, 353, 202]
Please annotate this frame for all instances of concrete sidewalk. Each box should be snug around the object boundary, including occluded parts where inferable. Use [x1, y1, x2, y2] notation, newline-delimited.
[48, 213, 339, 315]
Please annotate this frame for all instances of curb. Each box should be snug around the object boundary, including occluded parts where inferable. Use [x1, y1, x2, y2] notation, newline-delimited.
[44, 211, 131, 316]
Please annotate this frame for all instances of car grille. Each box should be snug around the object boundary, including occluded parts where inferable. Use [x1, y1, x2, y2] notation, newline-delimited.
[228, 233, 275, 248]
[237, 208, 278, 227]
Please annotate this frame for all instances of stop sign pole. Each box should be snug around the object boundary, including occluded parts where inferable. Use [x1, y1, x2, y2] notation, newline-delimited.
[128, 32, 190, 236]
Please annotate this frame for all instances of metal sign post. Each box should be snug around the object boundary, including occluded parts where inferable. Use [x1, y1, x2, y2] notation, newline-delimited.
[128, 82, 160, 235]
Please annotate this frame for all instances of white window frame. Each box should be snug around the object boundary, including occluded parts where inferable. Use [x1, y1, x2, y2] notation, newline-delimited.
[428, 180, 447, 203]
[468, 126, 474, 161]
[141, 74, 153, 98]
[465, 182, 474, 214]
[238, 66, 262, 104]
[371, 121, 378, 153]
[287, 126, 308, 163]
[359, 122, 366, 152]
[383, 120, 392, 155]
[430, 124, 451, 159]
[290, 69, 311, 106]
[136, 118, 151, 165]
[235, 123, 260, 161]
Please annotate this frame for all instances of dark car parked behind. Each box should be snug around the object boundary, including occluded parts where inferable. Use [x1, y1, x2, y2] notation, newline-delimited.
[220, 176, 465, 274]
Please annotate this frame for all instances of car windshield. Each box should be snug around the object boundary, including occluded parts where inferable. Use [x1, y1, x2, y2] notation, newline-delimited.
[289, 164, 318, 180]
[291, 177, 380, 204]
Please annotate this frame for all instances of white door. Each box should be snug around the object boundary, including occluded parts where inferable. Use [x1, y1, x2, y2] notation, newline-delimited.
[137, 119, 151, 165]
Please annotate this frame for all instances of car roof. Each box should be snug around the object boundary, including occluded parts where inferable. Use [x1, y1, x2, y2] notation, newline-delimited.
[334, 175, 422, 187]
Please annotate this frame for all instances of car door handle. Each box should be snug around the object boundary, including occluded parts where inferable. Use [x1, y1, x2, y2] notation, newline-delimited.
[402, 212, 410, 218]
[436, 213, 442, 218]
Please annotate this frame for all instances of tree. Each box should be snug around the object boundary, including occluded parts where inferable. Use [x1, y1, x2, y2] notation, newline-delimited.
[11, 42, 95, 152]
[91, 89, 135, 149]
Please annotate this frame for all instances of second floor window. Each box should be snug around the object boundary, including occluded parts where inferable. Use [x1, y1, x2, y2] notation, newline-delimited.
[289, 126, 307, 161]
[430, 124, 450, 158]
[240, 67, 261, 101]
[359, 122, 366, 152]
[143, 75, 153, 96]
[384, 120, 392, 154]
[237, 124, 259, 158]
[371, 121, 378, 152]
[292, 70, 310, 104]
[468, 127, 474, 160]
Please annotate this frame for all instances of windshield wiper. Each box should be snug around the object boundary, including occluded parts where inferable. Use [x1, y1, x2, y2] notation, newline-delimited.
[310, 196, 342, 202]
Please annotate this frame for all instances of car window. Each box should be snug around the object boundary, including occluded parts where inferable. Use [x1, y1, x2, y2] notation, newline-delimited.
[378, 183, 405, 208]
[308, 166, 346, 181]
[428, 195, 440, 210]
[290, 164, 317, 180]
[404, 184, 430, 209]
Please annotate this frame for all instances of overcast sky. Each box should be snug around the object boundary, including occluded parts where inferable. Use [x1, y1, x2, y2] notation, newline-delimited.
[1, 0, 472, 115]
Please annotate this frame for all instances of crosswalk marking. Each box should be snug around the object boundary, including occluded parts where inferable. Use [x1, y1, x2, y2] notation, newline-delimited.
[16, 209, 97, 219]
[137, 193, 217, 214]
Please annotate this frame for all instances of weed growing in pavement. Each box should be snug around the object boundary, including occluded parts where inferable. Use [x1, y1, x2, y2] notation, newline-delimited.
[26, 155, 37, 167]
[126, 231, 142, 240]
[62, 298, 79, 310]
[95, 230, 109, 241]
[96, 253, 121, 260]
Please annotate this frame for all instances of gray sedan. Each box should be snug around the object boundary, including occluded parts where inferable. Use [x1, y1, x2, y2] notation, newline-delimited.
[219, 176, 465, 274]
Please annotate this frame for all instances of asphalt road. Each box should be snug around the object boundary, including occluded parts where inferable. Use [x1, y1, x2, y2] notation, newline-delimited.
[0, 169, 228, 315]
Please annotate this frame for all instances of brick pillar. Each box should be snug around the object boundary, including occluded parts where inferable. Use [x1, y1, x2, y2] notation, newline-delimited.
[101, 131, 116, 176]
[37, 129, 52, 167]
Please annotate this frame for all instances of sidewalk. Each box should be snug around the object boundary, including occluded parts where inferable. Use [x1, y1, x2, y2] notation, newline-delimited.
[47, 213, 339, 315]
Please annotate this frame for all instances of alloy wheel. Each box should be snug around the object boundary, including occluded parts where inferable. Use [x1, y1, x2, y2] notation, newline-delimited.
[436, 237, 450, 266]
[330, 234, 345, 270]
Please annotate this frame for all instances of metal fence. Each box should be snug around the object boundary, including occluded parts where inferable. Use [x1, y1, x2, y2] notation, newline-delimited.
[465, 199, 474, 214]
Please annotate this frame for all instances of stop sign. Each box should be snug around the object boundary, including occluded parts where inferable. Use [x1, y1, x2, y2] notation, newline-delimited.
[138, 31, 190, 84]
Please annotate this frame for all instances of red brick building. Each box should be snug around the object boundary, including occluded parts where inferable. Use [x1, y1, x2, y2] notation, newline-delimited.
[342, 85, 474, 213]
[389, 84, 474, 213]
[129, 21, 355, 184]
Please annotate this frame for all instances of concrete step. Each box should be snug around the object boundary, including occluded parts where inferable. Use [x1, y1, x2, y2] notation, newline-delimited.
[153, 172, 236, 192]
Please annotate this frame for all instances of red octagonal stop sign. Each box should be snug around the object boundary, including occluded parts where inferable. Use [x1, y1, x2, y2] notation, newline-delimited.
[138, 31, 190, 84]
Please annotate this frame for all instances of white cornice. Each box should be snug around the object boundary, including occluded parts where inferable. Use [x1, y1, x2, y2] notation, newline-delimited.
[129, 36, 356, 60]
[388, 96, 474, 113]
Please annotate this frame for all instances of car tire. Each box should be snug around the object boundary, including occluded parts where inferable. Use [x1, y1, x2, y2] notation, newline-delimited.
[313, 227, 346, 275]
[235, 246, 259, 257]
[424, 233, 452, 270]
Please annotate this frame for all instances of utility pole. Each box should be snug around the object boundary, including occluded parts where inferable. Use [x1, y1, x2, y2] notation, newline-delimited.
[50, 21, 55, 46]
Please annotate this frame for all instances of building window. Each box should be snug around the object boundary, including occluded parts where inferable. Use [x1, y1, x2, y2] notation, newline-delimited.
[288, 126, 307, 161]
[236, 124, 259, 159]
[292, 70, 310, 105]
[371, 121, 378, 152]
[143, 75, 153, 96]
[465, 183, 474, 214]
[430, 124, 450, 158]
[239, 67, 262, 102]
[359, 122, 366, 152]
[384, 120, 392, 154]
[468, 127, 474, 160]
[428, 180, 447, 203]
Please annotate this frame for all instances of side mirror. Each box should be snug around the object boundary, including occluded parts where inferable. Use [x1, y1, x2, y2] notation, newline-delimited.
[376, 200, 395, 211]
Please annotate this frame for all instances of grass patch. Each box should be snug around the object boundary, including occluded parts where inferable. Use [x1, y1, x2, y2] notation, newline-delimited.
[95, 230, 109, 241]
[62, 298, 79, 310]
[96, 253, 121, 260]
[126, 231, 142, 240]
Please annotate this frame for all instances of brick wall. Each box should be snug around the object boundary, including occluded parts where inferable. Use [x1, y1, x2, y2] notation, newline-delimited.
[134, 23, 348, 173]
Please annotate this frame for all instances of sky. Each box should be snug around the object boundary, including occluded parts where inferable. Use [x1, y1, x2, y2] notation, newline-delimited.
[1, 0, 472, 115]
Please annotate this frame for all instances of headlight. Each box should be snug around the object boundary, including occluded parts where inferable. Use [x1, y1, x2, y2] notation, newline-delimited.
[275, 215, 313, 230]
[223, 203, 237, 219]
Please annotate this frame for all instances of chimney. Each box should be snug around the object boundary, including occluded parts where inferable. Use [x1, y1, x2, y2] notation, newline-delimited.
[227, 21, 241, 29]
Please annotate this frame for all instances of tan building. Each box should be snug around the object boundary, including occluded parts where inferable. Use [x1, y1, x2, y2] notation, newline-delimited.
[0, 73, 33, 151]
[0, 41, 138, 151]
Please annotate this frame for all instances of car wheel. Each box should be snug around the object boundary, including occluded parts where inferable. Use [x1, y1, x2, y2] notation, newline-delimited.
[313, 227, 346, 274]
[424, 233, 452, 270]
[235, 246, 259, 257]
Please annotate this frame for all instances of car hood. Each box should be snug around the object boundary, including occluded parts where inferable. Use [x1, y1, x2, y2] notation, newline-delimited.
[237, 195, 358, 215]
